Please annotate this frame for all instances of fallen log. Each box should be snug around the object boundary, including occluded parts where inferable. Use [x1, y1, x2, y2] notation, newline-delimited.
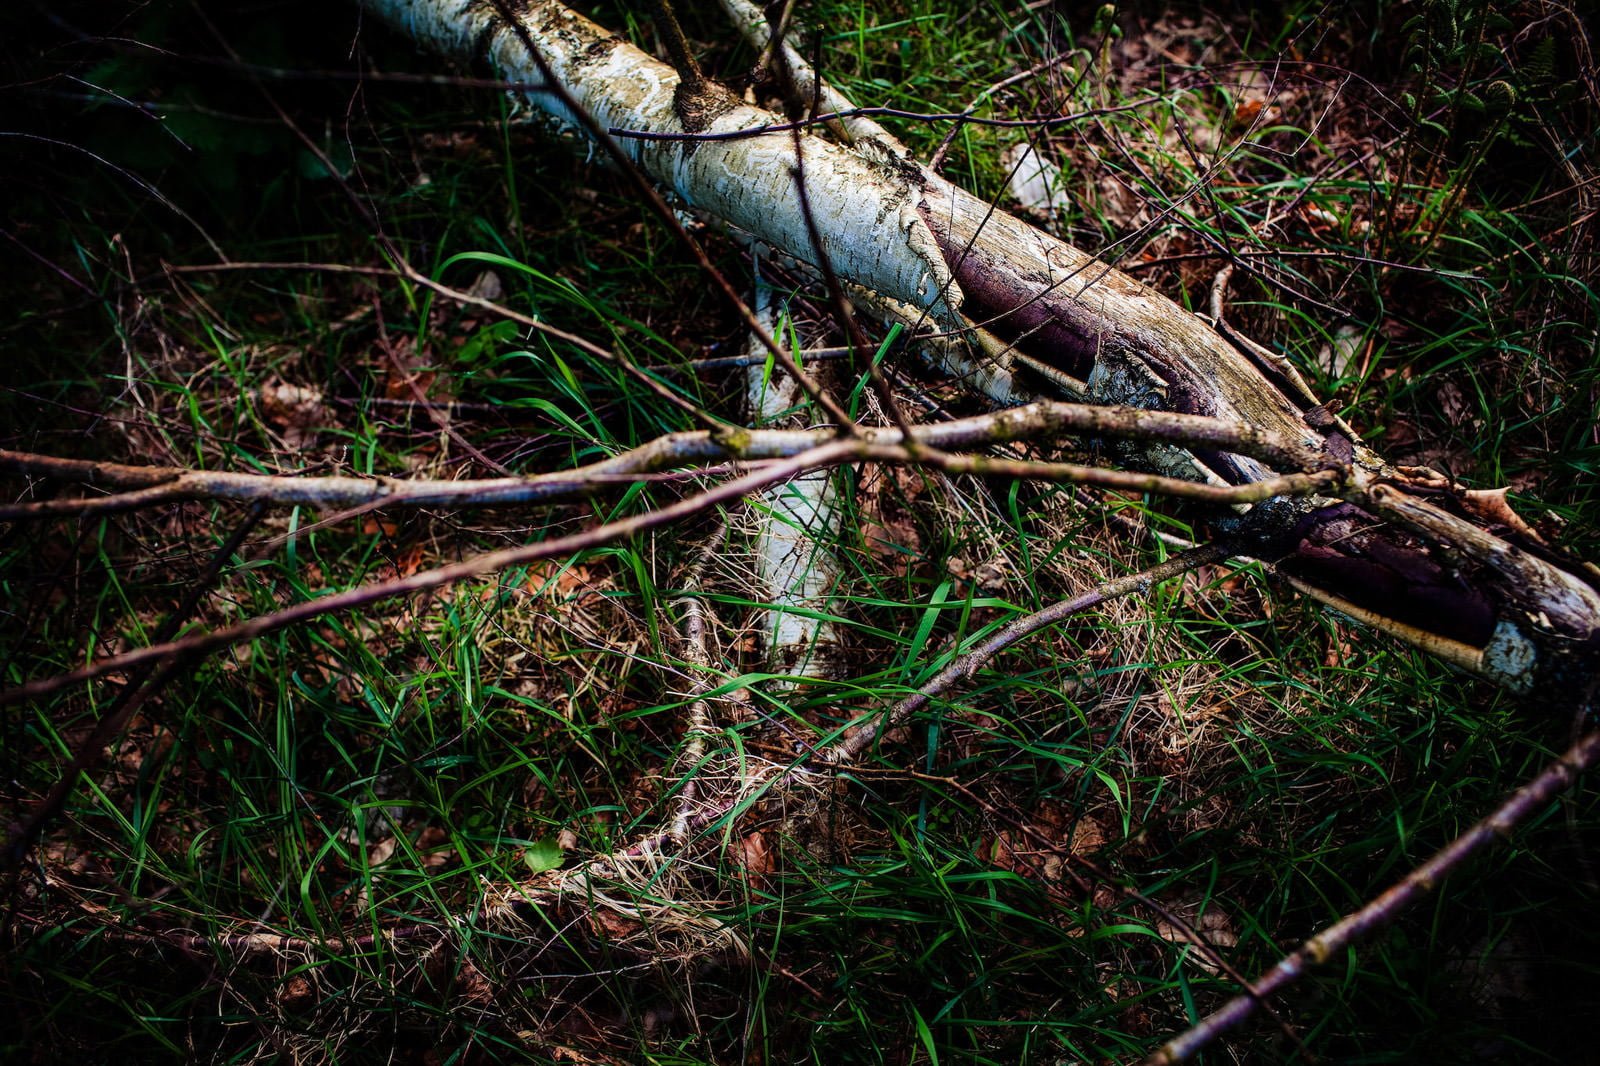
[360, 0, 1600, 697]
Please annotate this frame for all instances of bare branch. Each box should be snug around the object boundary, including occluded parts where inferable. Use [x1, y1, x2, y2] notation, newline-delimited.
[859, 447, 1341, 505]
[0, 439, 855, 707]
[4, 427, 1328, 708]
[0, 400, 1325, 520]
[665, 517, 731, 842]
[1144, 724, 1600, 1065]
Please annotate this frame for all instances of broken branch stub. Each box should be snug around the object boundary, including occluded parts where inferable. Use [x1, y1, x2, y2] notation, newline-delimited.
[361, 0, 1600, 697]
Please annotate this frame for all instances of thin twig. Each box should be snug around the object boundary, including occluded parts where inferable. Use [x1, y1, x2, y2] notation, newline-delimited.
[928, 49, 1089, 172]
[2, 504, 267, 870]
[666, 518, 731, 841]
[1, 450, 1328, 523]
[1120, 246, 1474, 280]
[648, 0, 705, 91]
[1144, 724, 1600, 1065]
[605, 98, 1171, 143]
[857, 448, 1340, 505]
[0, 400, 1326, 520]
[0, 440, 856, 707]
[645, 345, 854, 374]
[371, 297, 512, 474]
[829, 542, 1230, 762]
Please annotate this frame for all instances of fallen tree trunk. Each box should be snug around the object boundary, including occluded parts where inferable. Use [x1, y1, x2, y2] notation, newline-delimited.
[360, 0, 1600, 696]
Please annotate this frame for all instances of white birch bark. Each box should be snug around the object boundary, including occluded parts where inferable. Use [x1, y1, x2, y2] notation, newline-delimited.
[378, 0, 961, 327]
[743, 268, 843, 680]
[1003, 142, 1072, 219]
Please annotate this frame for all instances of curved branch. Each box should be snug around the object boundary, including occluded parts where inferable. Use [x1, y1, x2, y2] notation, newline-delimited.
[830, 542, 1230, 762]
[3, 435, 1329, 708]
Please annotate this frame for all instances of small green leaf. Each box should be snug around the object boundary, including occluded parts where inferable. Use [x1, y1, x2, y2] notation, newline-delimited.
[523, 837, 564, 873]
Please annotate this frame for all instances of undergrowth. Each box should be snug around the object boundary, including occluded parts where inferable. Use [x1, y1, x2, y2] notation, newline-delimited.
[2, 0, 1597, 1063]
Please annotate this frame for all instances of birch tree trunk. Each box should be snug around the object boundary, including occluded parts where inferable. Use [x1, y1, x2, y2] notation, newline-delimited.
[360, 0, 1600, 699]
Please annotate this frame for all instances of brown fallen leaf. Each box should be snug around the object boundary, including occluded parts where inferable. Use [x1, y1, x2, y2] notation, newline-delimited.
[732, 831, 773, 889]
[256, 378, 329, 448]
[1154, 903, 1239, 976]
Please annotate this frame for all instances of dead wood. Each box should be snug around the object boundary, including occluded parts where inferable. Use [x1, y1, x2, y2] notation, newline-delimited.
[360, 0, 1600, 697]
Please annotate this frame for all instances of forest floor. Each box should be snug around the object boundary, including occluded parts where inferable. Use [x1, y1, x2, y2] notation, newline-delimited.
[2, 1, 1598, 1063]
